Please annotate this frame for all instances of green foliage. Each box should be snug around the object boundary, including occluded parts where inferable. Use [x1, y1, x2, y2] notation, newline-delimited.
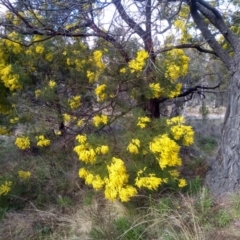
[215, 209, 232, 228]
[184, 176, 203, 195]
[0, 138, 81, 216]
[34, 222, 53, 237]
[230, 193, 240, 217]
[89, 215, 145, 240]
[198, 188, 213, 213]
[157, 196, 174, 213]
[114, 217, 145, 240]
[57, 196, 72, 208]
[83, 190, 95, 206]
[197, 136, 218, 154]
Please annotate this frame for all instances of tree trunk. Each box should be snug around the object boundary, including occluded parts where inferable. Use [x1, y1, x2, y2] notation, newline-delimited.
[149, 98, 160, 118]
[206, 56, 240, 193]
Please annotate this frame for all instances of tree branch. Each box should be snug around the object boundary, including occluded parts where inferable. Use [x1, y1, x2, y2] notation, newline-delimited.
[155, 43, 217, 55]
[197, 0, 239, 51]
[145, 0, 155, 59]
[188, 0, 233, 70]
[113, 0, 146, 39]
[83, 15, 131, 63]
[158, 80, 222, 104]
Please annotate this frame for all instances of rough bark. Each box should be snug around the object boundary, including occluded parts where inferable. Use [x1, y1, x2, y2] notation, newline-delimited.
[185, 0, 240, 194]
[206, 53, 240, 193]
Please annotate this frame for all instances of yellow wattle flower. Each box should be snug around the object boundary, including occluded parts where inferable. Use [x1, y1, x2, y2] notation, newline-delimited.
[15, 136, 31, 150]
[18, 170, 31, 180]
[36, 135, 51, 147]
[0, 181, 12, 196]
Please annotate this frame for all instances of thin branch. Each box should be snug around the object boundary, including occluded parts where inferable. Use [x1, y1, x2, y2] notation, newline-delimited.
[83, 15, 131, 63]
[155, 43, 217, 55]
[158, 81, 222, 104]
[113, 0, 146, 39]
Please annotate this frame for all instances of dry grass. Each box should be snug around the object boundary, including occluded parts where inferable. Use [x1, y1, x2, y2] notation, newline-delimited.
[2, 189, 240, 240]
[0, 193, 131, 240]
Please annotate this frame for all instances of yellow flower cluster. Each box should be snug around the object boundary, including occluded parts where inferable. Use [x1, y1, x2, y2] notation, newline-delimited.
[10, 117, 19, 124]
[87, 71, 95, 83]
[0, 127, 9, 135]
[3, 38, 23, 54]
[149, 134, 182, 169]
[45, 53, 53, 61]
[65, 21, 80, 30]
[178, 178, 187, 187]
[0, 181, 12, 196]
[36, 135, 51, 147]
[0, 64, 22, 91]
[167, 116, 194, 146]
[66, 58, 71, 65]
[164, 49, 189, 81]
[74, 134, 109, 163]
[174, 19, 185, 31]
[80, 152, 141, 200]
[137, 116, 151, 128]
[135, 169, 164, 190]
[35, 45, 44, 54]
[104, 157, 137, 202]
[76, 134, 87, 143]
[96, 145, 109, 155]
[92, 114, 108, 127]
[95, 84, 107, 102]
[128, 50, 149, 73]
[74, 144, 96, 164]
[149, 83, 162, 98]
[179, 5, 190, 19]
[168, 83, 182, 98]
[169, 169, 187, 187]
[167, 116, 185, 125]
[79, 168, 105, 190]
[5, 11, 14, 20]
[15, 136, 31, 150]
[120, 68, 126, 73]
[77, 119, 84, 127]
[75, 59, 86, 71]
[48, 80, 56, 89]
[169, 169, 180, 178]
[93, 50, 105, 69]
[174, 6, 191, 44]
[18, 170, 31, 180]
[0, 104, 11, 115]
[55, 130, 62, 135]
[167, 65, 181, 81]
[35, 89, 41, 98]
[63, 113, 71, 123]
[127, 138, 140, 154]
[86, 51, 105, 84]
[68, 95, 81, 110]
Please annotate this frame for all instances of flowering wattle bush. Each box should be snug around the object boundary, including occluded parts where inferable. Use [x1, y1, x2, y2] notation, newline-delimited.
[74, 115, 194, 202]
[0, 27, 193, 203]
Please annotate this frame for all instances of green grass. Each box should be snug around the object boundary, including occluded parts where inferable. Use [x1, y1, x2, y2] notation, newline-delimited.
[196, 136, 218, 155]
